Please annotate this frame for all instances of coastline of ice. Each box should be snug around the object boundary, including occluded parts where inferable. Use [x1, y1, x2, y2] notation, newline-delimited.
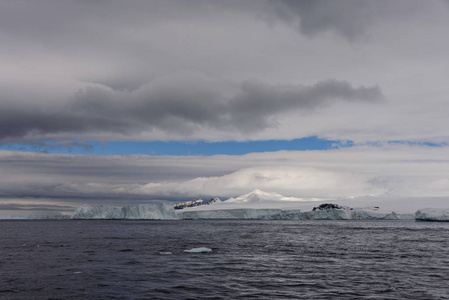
[2, 189, 443, 221]
[177, 206, 412, 220]
[177, 208, 303, 220]
[176, 190, 414, 220]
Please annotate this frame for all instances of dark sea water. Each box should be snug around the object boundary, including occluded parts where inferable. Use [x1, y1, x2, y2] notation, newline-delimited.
[1, 220, 449, 299]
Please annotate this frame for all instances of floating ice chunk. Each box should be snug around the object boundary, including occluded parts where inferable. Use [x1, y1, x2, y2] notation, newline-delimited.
[415, 208, 449, 221]
[159, 251, 173, 255]
[184, 247, 212, 253]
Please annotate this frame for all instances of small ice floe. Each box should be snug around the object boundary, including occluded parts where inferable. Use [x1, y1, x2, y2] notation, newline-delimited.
[159, 251, 173, 255]
[183, 247, 212, 253]
[73, 271, 83, 274]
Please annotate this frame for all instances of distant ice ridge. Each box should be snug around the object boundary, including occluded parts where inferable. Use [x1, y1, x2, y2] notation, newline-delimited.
[177, 206, 411, 220]
[177, 190, 412, 220]
[72, 202, 178, 220]
[300, 203, 411, 220]
[0, 214, 70, 220]
[69, 189, 419, 220]
[415, 208, 449, 222]
[302, 207, 408, 220]
[177, 209, 303, 220]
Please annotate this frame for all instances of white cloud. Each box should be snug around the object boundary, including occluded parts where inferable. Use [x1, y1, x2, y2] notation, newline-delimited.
[131, 166, 376, 198]
[1, 145, 449, 207]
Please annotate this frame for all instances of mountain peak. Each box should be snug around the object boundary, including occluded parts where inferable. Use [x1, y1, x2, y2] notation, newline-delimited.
[227, 189, 283, 203]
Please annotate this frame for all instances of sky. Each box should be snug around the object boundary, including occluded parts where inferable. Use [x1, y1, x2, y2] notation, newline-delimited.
[1, 0, 449, 215]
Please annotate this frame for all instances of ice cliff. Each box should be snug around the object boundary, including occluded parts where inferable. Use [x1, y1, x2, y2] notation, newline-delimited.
[177, 204, 407, 220]
[415, 208, 449, 221]
[72, 202, 178, 220]
[123, 203, 178, 220]
[70, 190, 413, 221]
[177, 209, 303, 220]
[302, 203, 407, 220]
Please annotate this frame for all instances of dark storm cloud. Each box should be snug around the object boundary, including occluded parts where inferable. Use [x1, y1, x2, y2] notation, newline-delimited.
[1, 0, 443, 146]
[273, 0, 391, 40]
[228, 80, 383, 132]
[0, 78, 383, 142]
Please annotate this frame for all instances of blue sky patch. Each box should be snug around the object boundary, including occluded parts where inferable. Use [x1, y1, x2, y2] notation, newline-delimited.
[1, 136, 347, 156]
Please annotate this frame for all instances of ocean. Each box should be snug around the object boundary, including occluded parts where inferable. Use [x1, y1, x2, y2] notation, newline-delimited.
[1, 219, 449, 299]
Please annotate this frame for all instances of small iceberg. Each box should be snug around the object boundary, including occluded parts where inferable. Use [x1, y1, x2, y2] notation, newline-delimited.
[183, 247, 212, 253]
[415, 208, 449, 221]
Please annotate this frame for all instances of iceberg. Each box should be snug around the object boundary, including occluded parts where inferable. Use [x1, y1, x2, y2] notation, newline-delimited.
[72, 204, 124, 219]
[302, 207, 353, 220]
[69, 190, 412, 221]
[351, 209, 405, 220]
[177, 208, 302, 220]
[72, 202, 177, 220]
[122, 203, 178, 220]
[415, 208, 449, 221]
[301, 203, 404, 220]
[184, 247, 212, 253]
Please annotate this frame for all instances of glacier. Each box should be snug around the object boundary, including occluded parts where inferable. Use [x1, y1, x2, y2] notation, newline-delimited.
[67, 189, 420, 221]
[177, 208, 303, 220]
[72, 202, 177, 220]
[122, 203, 178, 220]
[176, 207, 411, 220]
[415, 208, 449, 221]
[72, 204, 123, 219]
[301, 204, 409, 220]
[176, 190, 411, 220]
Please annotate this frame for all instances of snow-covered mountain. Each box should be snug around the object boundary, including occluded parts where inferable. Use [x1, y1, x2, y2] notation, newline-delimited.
[225, 189, 303, 203]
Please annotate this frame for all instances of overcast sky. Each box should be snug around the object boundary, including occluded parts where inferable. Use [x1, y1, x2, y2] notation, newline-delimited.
[1, 0, 449, 215]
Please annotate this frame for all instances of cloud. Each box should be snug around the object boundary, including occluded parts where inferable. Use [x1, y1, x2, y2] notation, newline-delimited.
[273, 0, 377, 40]
[271, 0, 421, 41]
[2, 145, 449, 209]
[1, 0, 449, 145]
[0, 75, 383, 142]
[131, 166, 376, 198]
